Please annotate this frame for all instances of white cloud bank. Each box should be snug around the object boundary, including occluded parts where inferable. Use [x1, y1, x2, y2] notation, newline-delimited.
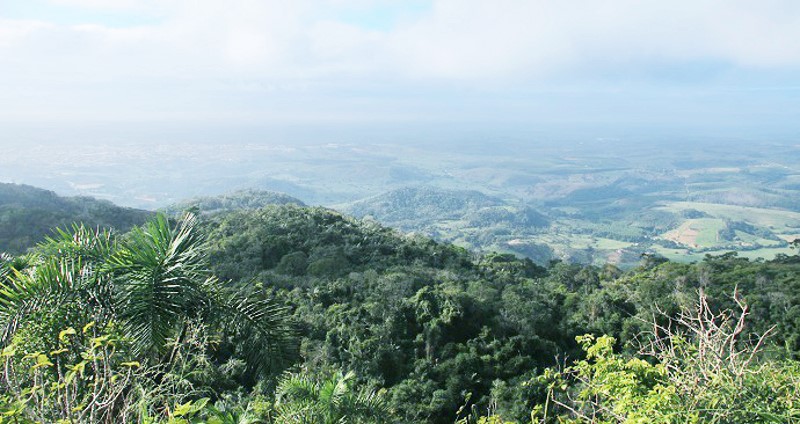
[1, 0, 799, 123]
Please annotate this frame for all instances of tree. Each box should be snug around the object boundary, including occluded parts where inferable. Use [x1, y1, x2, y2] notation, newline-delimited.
[536, 291, 800, 423]
[271, 370, 391, 423]
[0, 214, 295, 375]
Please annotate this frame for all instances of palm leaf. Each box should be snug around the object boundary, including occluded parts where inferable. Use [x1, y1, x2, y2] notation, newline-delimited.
[38, 223, 114, 265]
[0, 253, 12, 283]
[110, 213, 210, 357]
[0, 223, 120, 345]
[213, 283, 296, 375]
[274, 371, 389, 424]
[0, 258, 90, 344]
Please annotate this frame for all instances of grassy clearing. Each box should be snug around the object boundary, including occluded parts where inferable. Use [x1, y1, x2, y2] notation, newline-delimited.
[651, 244, 795, 262]
[661, 218, 726, 248]
[658, 201, 800, 230]
[594, 238, 633, 250]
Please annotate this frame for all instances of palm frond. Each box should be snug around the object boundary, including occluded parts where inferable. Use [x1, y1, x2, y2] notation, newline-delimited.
[1, 253, 36, 277]
[277, 372, 320, 403]
[205, 404, 268, 424]
[0, 258, 90, 344]
[216, 285, 297, 375]
[38, 223, 114, 265]
[110, 213, 210, 357]
[319, 371, 352, 408]
[339, 388, 390, 423]
[0, 253, 12, 283]
[274, 371, 389, 424]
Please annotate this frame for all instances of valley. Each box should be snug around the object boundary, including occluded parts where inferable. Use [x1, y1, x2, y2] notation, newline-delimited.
[2, 130, 799, 265]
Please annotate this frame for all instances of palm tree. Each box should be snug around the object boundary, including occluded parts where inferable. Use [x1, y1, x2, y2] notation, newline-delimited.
[0, 213, 295, 374]
[0, 252, 13, 283]
[272, 370, 390, 424]
[205, 404, 267, 424]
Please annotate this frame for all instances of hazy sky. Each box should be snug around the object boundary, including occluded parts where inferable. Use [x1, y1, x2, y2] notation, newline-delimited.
[1, 0, 799, 130]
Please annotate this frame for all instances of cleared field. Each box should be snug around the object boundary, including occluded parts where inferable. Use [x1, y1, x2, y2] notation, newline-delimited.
[651, 246, 701, 262]
[651, 245, 794, 262]
[657, 202, 800, 230]
[594, 238, 633, 250]
[661, 218, 725, 248]
[735, 231, 785, 247]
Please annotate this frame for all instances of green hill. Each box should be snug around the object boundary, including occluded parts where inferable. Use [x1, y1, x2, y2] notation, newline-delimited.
[162, 188, 305, 216]
[0, 183, 152, 254]
[3, 197, 800, 423]
[341, 186, 552, 262]
[342, 186, 506, 228]
[196, 203, 800, 423]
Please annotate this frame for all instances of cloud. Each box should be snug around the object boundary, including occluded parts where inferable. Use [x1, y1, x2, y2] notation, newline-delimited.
[0, 0, 799, 123]
[383, 0, 800, 80]
[5, 1, 800, 80]
[0, 19, 54, 47]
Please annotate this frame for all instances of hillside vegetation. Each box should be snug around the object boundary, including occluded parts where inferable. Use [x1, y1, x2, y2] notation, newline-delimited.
[342, 187, 552, 263]
[199, 204, 800, 422]
[1, 195, 800, 422]
[0, 183, 152, 254]
[339, 183, 800, 268]
[162, 188, 305, 216]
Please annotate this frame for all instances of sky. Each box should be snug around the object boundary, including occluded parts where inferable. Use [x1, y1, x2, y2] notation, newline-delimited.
[1, 0, 799, 132]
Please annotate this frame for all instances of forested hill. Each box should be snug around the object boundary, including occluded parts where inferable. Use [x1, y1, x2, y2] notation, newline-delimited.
[343, 186, 506, 229]
[0, 183, 152, 254]
[2, 197, 800, 422]
[341, 186, 552, 262]
[197, 203, 800, 422]
[162, 188, 305, 216]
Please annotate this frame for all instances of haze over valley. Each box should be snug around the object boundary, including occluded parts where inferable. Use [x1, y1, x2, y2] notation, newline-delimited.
[3, 124, 799, 266]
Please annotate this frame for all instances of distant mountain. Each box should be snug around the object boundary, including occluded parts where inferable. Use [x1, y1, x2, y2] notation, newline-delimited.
[0, 183, 153, 254]
[163, 189, 305, 216]
[342, 186, 506, 230]
[340, 186, 553, 263]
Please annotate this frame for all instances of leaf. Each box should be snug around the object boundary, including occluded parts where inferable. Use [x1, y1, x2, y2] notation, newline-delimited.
[110, 213, 211, 357]
[59, 327, 77, 342]
[50, 348, 69, 356]
[1, 345, 15, 357]
[172, 398, 209, 418]
[31, 353, 53, 370]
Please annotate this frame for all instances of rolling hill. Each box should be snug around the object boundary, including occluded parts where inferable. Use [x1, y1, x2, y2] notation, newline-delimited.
[162, 189, 305, 216]
[0, 183, 153, 254]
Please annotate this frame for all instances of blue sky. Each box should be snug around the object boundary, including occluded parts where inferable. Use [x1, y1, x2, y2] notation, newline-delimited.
[0, 0, 798, 132]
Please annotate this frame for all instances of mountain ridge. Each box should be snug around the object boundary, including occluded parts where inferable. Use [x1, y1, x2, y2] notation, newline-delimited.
[0, 182, 153, 254]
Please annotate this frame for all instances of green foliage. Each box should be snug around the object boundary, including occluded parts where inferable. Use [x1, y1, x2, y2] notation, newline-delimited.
[0, 318, 259, 423]
[110, 213, 212, 357]
[192, 204, 800, 423]
[3, 200, 800, 423]
[271, 370, 390, 423]
[0, 183, 152, 255]
[202, 204, 473, 284]
[200, 205, 570, 422]
[0, 214, 296, 404]
[162, 189, 305, 217]
[0, 322, 140, 423]
[537, 295, 800, 423]
[345, 186, 505, 228]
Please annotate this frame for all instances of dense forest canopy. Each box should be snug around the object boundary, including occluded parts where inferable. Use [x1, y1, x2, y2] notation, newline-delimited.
[161, 189, 305, 217]
[0, 183, 152, 254]
[1, 188, 799, 422]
